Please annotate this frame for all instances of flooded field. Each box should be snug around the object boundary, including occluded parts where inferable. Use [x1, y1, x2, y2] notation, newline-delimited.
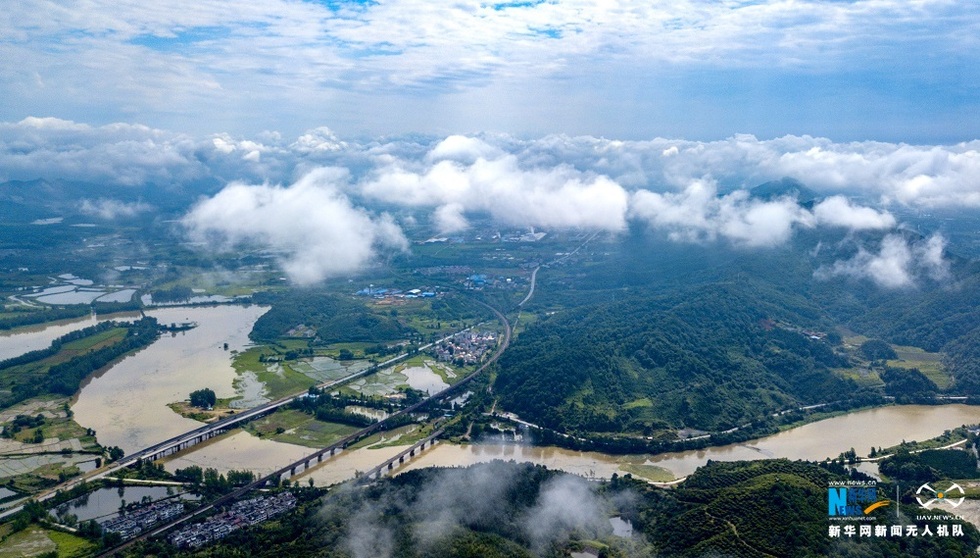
[18, 275, 137, 305]
[159, 430, 313, 477]
[52, 307, 980, 494]
[71, 305, 269, 454]
[291, 357, 372, 384]
[346, 361, 449, 397]
[403, 366, 450, 394]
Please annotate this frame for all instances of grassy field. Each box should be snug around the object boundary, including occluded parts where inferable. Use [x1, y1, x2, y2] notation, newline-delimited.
[244, 409, 359, 449]
[232, 347, 318, 400]
[346, 423, 432, 450]
[46, 529, 98, 555]
[260, 364, 318, 399]
[167, 401, 219, 422]
[320, 342, 375, 359]
[0, 525, 95, 558]
[837, 336, 950, 389]
[887, 344, 951, 389]
[2, 397, 100, 447]
[0, 328, 128, 391]
[831, 367, 884, 388]
[618, 463, 676, 482]
[875, 427, 968, 456]
[61, 327, 127, 354]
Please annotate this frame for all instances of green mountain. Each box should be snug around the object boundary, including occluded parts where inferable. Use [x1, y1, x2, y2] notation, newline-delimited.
[495, 280, 855, 436]
[648, 460, 980, 558]
[121, 461, 980, 558]
[750, 177, 819, 207]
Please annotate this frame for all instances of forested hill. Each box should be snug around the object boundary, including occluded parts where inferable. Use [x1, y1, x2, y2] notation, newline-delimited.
[494, 218, 980, 437]
[649, 459, 980, 558]
[123, 460, 980, 558]
[495, 281, 856, 435]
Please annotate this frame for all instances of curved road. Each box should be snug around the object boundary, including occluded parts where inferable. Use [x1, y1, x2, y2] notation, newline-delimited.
[518, 266, 539, 307]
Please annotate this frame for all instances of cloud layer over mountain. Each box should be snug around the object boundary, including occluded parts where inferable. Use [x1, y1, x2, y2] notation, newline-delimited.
[3, 117, 970, 285]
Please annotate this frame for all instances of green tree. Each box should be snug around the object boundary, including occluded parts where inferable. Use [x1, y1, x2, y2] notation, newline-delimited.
[860, 339, 897, 361]
[189, 387, 217, 408]
[106, 446, 124, 462]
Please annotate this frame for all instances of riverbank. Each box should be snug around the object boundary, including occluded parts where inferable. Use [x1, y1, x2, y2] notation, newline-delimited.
[394, 404, 980, 484]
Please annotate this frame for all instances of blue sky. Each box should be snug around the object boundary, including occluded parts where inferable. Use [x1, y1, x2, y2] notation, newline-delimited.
[2, 0, 979, 142]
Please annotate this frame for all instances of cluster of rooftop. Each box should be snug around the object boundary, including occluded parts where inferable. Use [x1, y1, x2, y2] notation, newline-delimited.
[168, 492, 296, 549]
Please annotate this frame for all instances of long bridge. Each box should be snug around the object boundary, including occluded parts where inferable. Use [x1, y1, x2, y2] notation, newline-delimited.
[114, 328, 465, 466]
[356, 427, 445, 482]
[99, 300, 512, 555]
[0, 320, 487, 520]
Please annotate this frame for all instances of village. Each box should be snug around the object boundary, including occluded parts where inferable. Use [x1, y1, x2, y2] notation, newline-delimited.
[432, 330, 497, 366]
[102, 499, 185, 540]
[167, 492, 297, 549]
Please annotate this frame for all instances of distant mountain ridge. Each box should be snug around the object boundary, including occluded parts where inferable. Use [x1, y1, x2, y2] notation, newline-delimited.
[0, 179, 210, 223]
[750, 177, 819, 207]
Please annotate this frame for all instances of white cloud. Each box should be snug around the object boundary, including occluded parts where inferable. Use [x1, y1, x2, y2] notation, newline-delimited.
[522, 475, 606, 554]
[79, 199, 152, 219]
[629, 180, 812, 247]
[812, 196, 896, 230]
[3, 120, 976, 273]
[427, 135, 502, 163]
[3, 0, 975, 138]
[917, 233, 951, 281]
[5, 120, 980, 212]
[182, 167, 407, 285]
[0, 117, 204, 186]
[433, 203, 468, 234]
[768, 142, 980, 208]
[360, 149, 631, 232]
[815, 234, 950, 288]
[291, 127, 347, 154]
[512, 134, 980, 210]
